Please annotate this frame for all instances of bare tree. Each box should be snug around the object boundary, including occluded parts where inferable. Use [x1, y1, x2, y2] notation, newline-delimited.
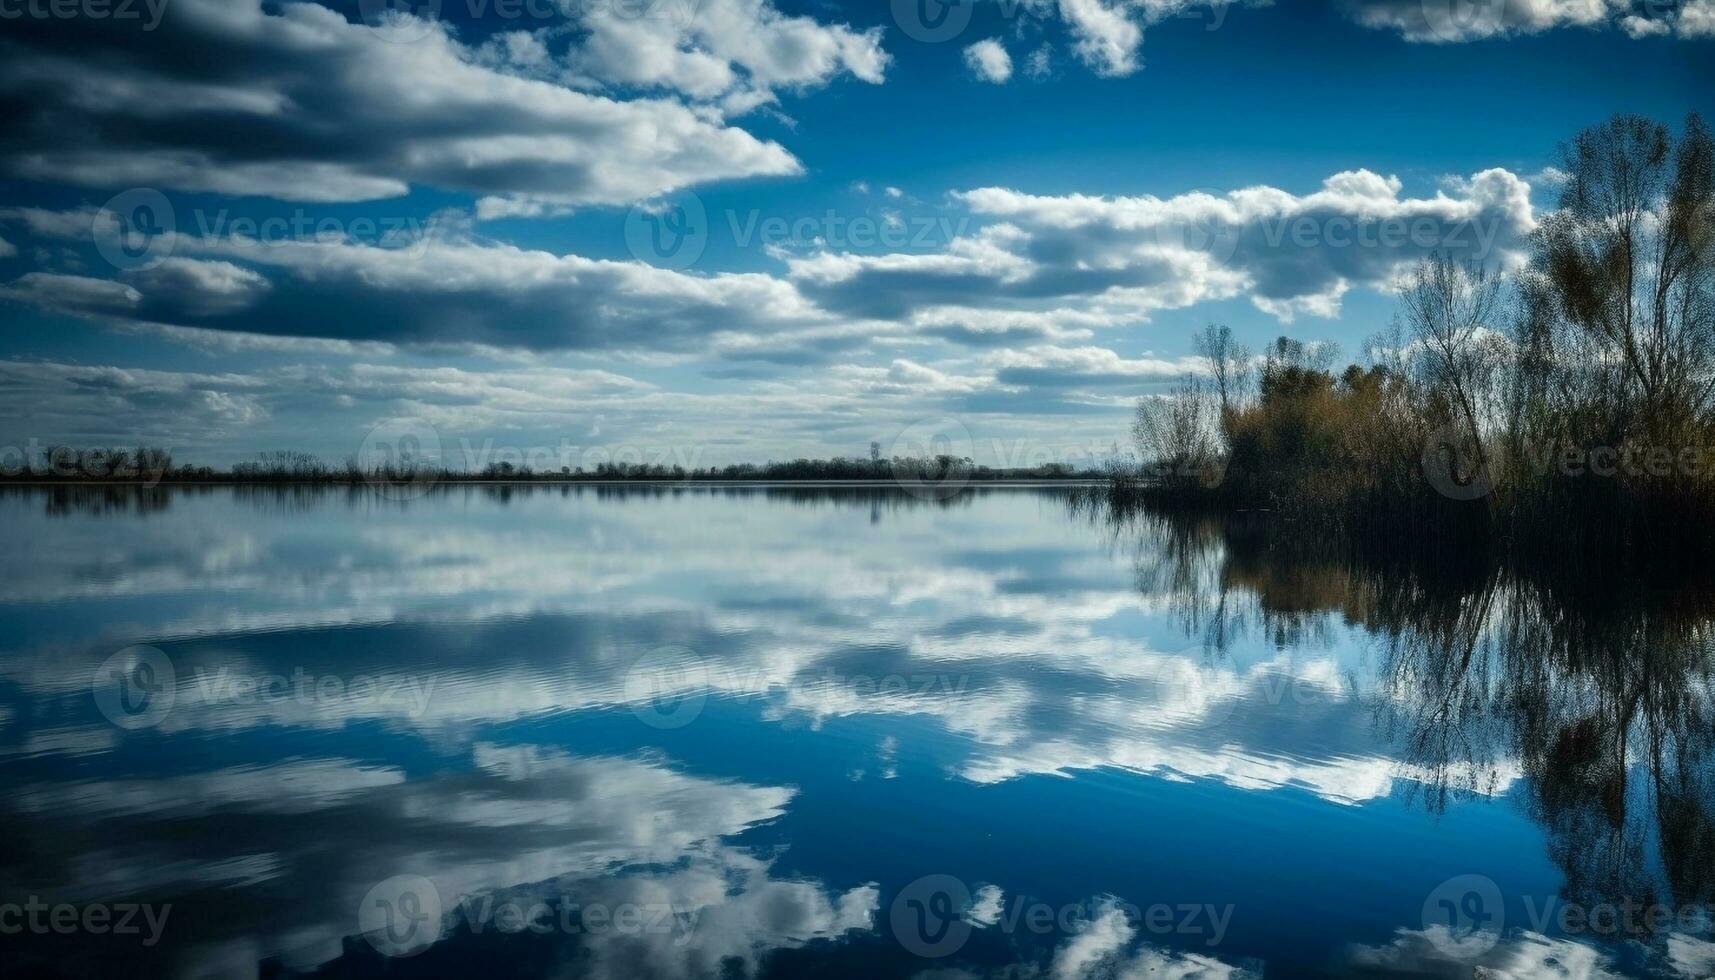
[1400, 253, 1507, 459]
[1133, 377, 1220, 486]
[1193, 322, 1252, 419]
[1525, 113, 1715, 442]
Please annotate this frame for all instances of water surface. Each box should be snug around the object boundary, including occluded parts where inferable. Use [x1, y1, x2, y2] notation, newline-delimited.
[1, 486, 1710, 978]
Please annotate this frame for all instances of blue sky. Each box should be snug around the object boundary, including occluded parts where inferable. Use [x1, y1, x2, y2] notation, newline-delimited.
[0, 0, 1711, 468]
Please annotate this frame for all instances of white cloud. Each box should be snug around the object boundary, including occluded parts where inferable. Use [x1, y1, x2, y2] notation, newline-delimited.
[0, 272, 142, 315]
[0, 0, 810, 208]
[2, 214, 836, 355]
[1342, 0, 1715, 40]
[1052, 897, 1137, 980]
[1059, 0, 1147, 75]
[1051, 899, 1254, 980]
[1347, 927, 1625, 979]
[788, 167, 1534, 328]
[966, 884, 1005, 926]
[1025, 43, 1055, 80]
[1678, 0, 1715, 35]
[964, 39, 1015, 82]
[563, 0, 888, 112]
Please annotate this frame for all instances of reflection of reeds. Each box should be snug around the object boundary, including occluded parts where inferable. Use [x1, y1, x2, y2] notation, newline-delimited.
[1078, 491, 1715, 918]
[6, 481, 1080, 519]
[0, 451, 1105, 485]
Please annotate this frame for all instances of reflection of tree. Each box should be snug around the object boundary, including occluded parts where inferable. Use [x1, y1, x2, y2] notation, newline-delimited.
[31, 484, 175, 517]
[1079, 492, 1715, 920]
[1495, 574, 1715, 914]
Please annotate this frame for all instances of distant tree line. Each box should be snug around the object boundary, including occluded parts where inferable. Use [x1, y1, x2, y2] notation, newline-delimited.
[1124, 113, 1715, 555]
[0, 446, 1098, 485]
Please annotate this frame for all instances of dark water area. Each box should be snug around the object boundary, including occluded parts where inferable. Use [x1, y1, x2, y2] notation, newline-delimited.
[0, 485, 1710, 979]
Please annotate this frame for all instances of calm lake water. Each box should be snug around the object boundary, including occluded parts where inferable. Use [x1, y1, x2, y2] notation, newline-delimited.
[1, 485, 1711, 979]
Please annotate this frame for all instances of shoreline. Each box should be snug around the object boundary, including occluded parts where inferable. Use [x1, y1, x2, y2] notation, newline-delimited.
[0, 478, 1111, 488]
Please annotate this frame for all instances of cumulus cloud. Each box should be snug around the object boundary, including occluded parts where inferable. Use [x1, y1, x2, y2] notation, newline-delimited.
[0, 235, 15, 259]
[562, 0, 888, 113]
[0, 358, 273, 446]
[0, 743, 864, 979]
[1344, 0, 1715, 40]
[1, 164, 1539, 374]
[987, 346, 1205, 388]
[964, 39, 1015, 82]
[1, 212, 835, 354]
[1050, 899, 1254, 980]
[1032, 0, 1252, 76]
[790, 167, 1534, 327]
[0, 0, 813, 209]
[1025, 43, 1056, 81]
[1346, 926, 1625, 978]
[0, 272, 142, 316]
